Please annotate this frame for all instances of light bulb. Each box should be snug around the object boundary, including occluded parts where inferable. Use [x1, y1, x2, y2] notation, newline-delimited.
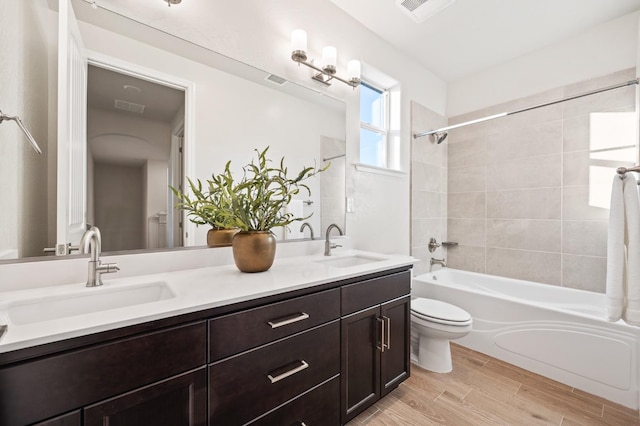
[291, 30, 307, 53]
[322, 46, 337, 73]
[347, 60, 361, 82]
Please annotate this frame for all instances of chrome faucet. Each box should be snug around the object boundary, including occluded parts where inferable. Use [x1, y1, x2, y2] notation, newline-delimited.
[80, 226, 119, 287]
[299, 222, 315, 240]
[324, 223, 344, 256]
[430, 257, 446, 271]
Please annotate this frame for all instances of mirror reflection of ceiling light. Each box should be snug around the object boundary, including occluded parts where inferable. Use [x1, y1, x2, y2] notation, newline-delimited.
[123, 85, 142, 94]
[164, 0, 182, 7]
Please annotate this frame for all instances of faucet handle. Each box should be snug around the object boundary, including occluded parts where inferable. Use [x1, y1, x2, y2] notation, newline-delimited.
[97, 262, 120, 274]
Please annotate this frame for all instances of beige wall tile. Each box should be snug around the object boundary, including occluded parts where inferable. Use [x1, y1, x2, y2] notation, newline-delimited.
[562, 150, 590, 186]
[447, 245, 486, 273]
[412, 190, 442, 219]
[448, 138, 487, 167]
[486, 219, 561, 253]
[412, 162, 443, 192]
[447, 219, 485, 247]
[487, 188, 561, 220]
[562, 254, 607, 293]
[412, 137, 445, 167]
[486, 154, 561, 190]
[562, 220, 608, 257]
[448, 192, 486, 219]
[412, 218, 444, 248]
[486, 248, 561, 285]
[562, 185, 610, 221]
[487, 120, 562, 164]
[448, 165, 486, 193]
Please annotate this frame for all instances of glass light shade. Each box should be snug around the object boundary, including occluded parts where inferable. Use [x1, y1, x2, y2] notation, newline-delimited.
[347, 60, 361, 81]
[322, 46, 337, 69]
[291, 29, 307, 53]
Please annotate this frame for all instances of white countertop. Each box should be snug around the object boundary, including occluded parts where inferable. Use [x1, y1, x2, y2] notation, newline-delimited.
[0, 249, 415, 354]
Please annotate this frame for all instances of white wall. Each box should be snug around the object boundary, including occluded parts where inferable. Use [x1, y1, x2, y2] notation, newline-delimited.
[448, 11, 640, 116]
[0, 0, 50, 259]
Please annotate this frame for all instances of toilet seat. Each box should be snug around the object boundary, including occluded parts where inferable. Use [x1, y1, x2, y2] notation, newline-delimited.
[411, 298, 472, 326]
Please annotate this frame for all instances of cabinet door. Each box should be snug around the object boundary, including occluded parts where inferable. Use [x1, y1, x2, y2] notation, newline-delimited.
[84, 368, 207, 426]
[340, 305, 381, 424]
[380, 296, 411, 397]
[33, 411, 81, 426]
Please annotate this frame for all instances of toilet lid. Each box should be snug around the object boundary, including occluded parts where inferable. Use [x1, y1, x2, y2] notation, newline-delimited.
[411, 298, 471, 323]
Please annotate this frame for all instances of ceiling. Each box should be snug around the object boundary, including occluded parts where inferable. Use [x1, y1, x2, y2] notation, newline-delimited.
[329, 0, 640, 82]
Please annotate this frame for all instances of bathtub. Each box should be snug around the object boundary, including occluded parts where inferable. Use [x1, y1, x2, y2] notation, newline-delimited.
[412, 268, 640, 409]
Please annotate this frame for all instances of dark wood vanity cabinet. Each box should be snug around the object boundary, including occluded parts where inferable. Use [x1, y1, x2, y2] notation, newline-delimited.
[340, 270, 412, 424]
[0, 321, 207, 426]
[0, 266, 412, 426]
[208, 288, 341, 425]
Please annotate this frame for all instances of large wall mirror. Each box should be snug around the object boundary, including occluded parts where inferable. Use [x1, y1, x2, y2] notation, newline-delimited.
[0, 0, 346, 262]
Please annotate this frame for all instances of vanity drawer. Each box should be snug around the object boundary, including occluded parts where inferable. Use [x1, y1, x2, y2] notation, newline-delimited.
[0, 321, 206, 426]
[341, 270, 411, 315]
[248, 375, 340, 426]
[209, 321, 340, 425]
[209, 287, 340, 361]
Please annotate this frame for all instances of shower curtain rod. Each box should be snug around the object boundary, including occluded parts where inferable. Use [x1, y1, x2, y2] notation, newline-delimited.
[413, 78, 640, 140]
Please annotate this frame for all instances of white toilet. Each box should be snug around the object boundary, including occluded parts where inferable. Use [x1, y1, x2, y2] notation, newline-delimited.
[410, 297, 473, 373]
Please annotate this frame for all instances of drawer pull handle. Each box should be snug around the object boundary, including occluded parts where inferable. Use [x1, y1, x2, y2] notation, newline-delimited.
[267, 312, 310, 329]
[267, 360, 309, 383]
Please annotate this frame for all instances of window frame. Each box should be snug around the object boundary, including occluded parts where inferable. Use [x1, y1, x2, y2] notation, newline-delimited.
[359, 80, 391, 168]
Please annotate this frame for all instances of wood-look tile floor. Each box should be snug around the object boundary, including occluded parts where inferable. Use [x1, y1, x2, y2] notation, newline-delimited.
[349, 344, 640, 426]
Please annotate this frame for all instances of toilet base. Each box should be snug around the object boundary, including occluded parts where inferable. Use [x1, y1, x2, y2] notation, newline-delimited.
[413, 335, 453, 373]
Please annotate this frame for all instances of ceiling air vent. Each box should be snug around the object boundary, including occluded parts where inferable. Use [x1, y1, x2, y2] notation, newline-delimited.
[396, 0, 456, 23]
[114, 99, 146, 114]
[265, 74, 287, 86]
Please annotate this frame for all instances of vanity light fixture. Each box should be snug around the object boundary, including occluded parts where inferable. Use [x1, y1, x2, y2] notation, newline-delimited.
[290, 29, 361, 88]
[164, 0, 182, 6]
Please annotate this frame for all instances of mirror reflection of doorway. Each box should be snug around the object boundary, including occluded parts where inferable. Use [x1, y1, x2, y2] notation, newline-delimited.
[87, 65, 185, 252]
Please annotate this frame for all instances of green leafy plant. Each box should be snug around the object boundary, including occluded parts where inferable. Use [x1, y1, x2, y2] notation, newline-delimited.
[220, 147, 329, 232]
[170, 162, 236, 230]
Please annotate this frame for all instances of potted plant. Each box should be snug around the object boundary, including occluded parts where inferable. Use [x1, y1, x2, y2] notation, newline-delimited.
[170, 163, 239, 247]
[222, 147, 328, 272]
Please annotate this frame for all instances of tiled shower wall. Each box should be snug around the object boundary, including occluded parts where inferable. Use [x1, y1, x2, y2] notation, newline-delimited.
[410, 103, 447, 276]
[411, 68, 637, 292]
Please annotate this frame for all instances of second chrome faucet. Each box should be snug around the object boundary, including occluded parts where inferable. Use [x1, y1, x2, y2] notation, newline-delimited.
[324, 223, 344, 256]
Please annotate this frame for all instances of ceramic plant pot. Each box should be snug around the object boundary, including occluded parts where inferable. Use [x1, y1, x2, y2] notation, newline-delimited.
[206, 228, 239, 247]
[232, 231, 276, 273]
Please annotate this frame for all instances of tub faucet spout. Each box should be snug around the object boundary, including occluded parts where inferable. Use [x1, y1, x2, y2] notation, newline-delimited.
[430, 257, 446, 271]
[80, 226, 120, 287]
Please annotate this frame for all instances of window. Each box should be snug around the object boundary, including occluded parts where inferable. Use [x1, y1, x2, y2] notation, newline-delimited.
[359, 81, 389, 168]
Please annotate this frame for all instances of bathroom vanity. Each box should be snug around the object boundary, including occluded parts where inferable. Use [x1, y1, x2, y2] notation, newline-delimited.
[0, 250, 413, 425]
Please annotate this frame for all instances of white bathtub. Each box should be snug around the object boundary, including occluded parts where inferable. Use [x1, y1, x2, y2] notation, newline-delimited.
[412, 268, 640, 409]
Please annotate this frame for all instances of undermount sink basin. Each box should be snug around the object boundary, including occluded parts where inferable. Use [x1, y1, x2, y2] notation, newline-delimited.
[315, 254, 385, 268]
[6, 282, 175, 325]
